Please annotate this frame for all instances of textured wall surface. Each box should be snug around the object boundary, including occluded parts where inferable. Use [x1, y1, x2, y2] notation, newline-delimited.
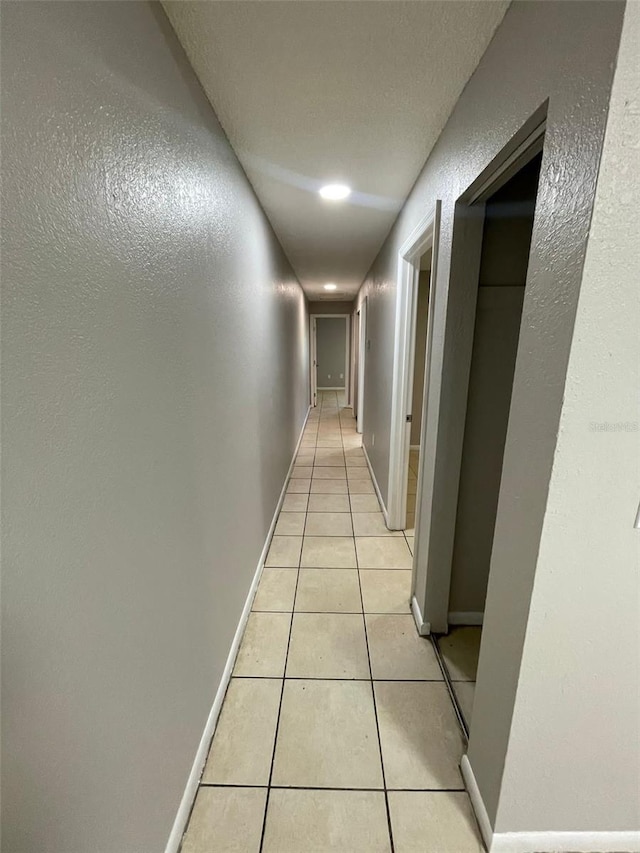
[354, 0, 624, 828]
[0, 3, 308, 851]
[495, 0, 640, 833]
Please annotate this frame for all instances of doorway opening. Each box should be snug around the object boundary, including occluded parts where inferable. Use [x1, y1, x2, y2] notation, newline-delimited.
[405, 249, 432, 536]
[387, 202, 441, 532]
[352, 299, 367, 435]
[310, 314, 350, 408]
[436, 148, 544, 734]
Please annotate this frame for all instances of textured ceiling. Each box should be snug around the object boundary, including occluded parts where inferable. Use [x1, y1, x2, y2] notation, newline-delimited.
[163, 1, 509, 299]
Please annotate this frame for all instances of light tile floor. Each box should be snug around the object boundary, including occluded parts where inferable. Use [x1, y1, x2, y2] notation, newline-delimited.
[181, 391, 484, 853]
[437, 626, 482, 730]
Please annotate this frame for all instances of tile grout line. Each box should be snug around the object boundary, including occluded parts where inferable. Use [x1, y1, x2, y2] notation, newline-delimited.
[353, 464, 396, 853]
[199, 783, 466, 792]
[256, 420, 312, 853]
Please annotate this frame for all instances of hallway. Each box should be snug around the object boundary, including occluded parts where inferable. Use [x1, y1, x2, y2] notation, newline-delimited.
[181, 392, 483, 852]
[3, 2, 638, 851]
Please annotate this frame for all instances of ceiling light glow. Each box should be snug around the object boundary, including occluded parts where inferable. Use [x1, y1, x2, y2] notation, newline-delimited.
[319, 183, 351, 201]
[324, 283, 337, 291]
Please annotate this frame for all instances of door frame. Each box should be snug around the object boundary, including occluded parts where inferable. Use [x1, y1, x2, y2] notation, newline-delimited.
[309, 314, 351, 404]
[415, 115, 547, 634]
[356, 298, 367, 434]
[387, 201, 441, 530]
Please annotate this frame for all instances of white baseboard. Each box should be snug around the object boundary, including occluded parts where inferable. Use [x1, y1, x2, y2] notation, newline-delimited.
[411, 594, 430, 636]
[448, 611, 484, 626]
[317, 386, 345, 391]
[362, 444, 389, 526]
[409, 444, 421, 451]
[461, 754, 494, 851]
[491, 831, 640, 852]
[461, 755, 640, 853]
[164, 406, 311, 853]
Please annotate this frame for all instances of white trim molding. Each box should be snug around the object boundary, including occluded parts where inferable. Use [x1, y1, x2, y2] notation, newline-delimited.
[411, 594, 430, 635]
[448, 611, 484, 626]
[310, 313, 351, 408]
[387, 200, 441, 530]
[491, 831, 640, 853]
[165, 406, 311, 853]
[461, 755, 640, 853]
[363, 444, 389, 527]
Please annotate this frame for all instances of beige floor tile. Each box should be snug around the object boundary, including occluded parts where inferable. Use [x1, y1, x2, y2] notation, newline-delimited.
[312, 467, 347, 480]
[234, 612, 290, 676]
[265, 536, 302, 568]
[374, 682, 464, 789]
[349, 480, 376, 494]
[292, 465, 313, 478]
[366, 615, 442, 680]
[304, 512, 353, 537]
[346, 456, 368, 467]
[314, 451, 345, 467]
[388, 791, 484, 852]
[181, 787, 267, 853]
[352, 512, 401, 537]
[360, 570, 412, 614]
[202, 678, 281, 785]
[272, 680, 384, 788]
[282, 493, 308, 512]
[310, 479, 348, 494]
[308, 493, 351, 513]
[253, 568, 298, 612]
[302, 536, 357, 568]
[454, 681, 476, 727]
[316, 438, 344, 448]
[296, 453, 315, 466]
[406, 536, 415, 555]
[350, 494, 382, 513]
[345, 447, 365, 457]
[405, 523, 415, 537]
[439, 627, 482, 681]
[287, 478, 311, 494]
[347, 467, 373, 480]
[286, 613, 369, 678]
[295, 569, 362, 613]
[274, 513, 306, 536]
[356, 537, 413, 569]
[263, 789, 391, 853]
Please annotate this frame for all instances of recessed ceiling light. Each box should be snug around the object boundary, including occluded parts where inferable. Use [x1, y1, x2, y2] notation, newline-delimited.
[324, 283, 337, 291]
[319, 183, 351, 201]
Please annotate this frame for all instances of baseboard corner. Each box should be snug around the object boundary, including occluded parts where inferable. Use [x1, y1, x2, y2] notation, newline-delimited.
[411, 594, 430, 636]
[461, 754, 494, 852]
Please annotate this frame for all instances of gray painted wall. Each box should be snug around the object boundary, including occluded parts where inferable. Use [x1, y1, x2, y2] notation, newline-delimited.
[354, 0, 624, 832]
[0, 4, 308, 852]
[494, 0, 640, 833]
[448, 285, 524, 615]
[308, 300, 354, 315]
[316, 317, 347, 388]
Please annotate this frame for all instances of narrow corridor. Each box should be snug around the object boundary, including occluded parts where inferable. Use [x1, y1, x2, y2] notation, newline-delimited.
[181, 392, 484, 852]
